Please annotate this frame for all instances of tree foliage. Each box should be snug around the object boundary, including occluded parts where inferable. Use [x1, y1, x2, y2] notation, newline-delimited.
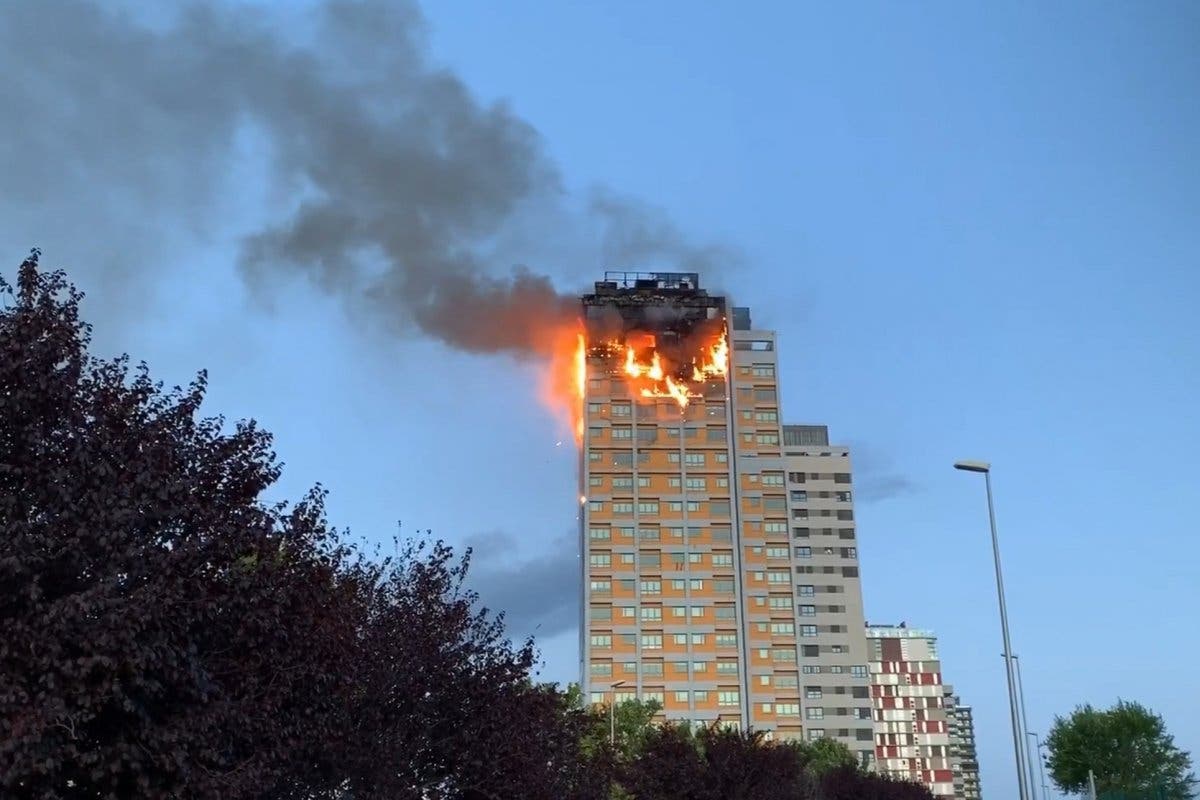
[1045, 700, 1196, 800]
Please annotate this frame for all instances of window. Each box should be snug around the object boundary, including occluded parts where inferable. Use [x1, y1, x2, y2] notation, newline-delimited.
[589, 527, 610, 540]
[684, 453, 705, 465]
[837, 510, 854, 521]
[612, 502, 633, 514]
[640, 579, 661, 594]
[712, 553, 733, 567]
[590, 662, 612, 676]
[693, 690, 709, 702]
[791, 490, 808, 502]
[671, 606, 686, 618]
[622, 661, 637, 674]
[751, 364, 775, 377]
[756, 432, 780, 445]
[795, 547, 812, 558]
[590, 553, 611, 567]
[760, 703, 774, 713]
[761, 473, 785, 486]
[589, 500, 604, 512]
[766, 546, 788, 558]
[690, 606, 704, 618]
[716, 661, 738, 674]
[793, 527, 810, 539]
[640, 607, 661, 621]
[799, 605, 816, 616]
[714, 579, 735, 593]
[643, 662, 664, 676]
[806, 687, 823, 699]
[670, 579, 686, 590]
[767, 570, 790, 584]
[772, 648, 797, 662]
[834, 473, 851, 484]
[611, 403, 631, 416]
[690, 633, 707, 645]
[590, 580, 611, 593]
[668, 452, 681, 463]
[612, 476, 633, 489]
[689, 579, 704, 590]
[693, 661, 708, 673]
[616, 526, 635, 539]
[716, 452, 728, 463]
[714, 605, 736, 619]
[755, 388, 776, 401]
[806, 708, 825, 720]
[707, 427, 726, 442]
[674, 691, 690, 703]
[755, 409, 779, 422]
[638, 501, 660, 514]
[798, 585, 815, 596]
[673, 633, 688, 645]
[718, 691, 740, 707]
[770, 622, 794, 635]
[776, 703, 800, 715]
[639, 527, 661, 541]
[850, 666, 868, 678]
[787, 471, 805, 483]
[793, 508, 809, 519]
[619, 607, 636, 618]
[688, 553, 703, 564]
[807, 729, 826, 741]
[590, 634, 612, 648]
[836, 491, 851, 502]
[764, 522, 788, 535]
[590, 605, 611, 620]
[684, 477, 706, 491]
[668, 476, 681, 488]
[800, 625, 818, 637]
[611, 427, 632, 439]
[770, 596, 794, 609]
[716, 477, 729, 488]
[641, 634, 663, 650]
[619, 553, 635, 565]
[715, 634, 737, 647]
[709, 500, 731, 515]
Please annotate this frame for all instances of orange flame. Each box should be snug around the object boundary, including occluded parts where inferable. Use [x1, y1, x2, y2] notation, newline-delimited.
[616, 328, 728, 408]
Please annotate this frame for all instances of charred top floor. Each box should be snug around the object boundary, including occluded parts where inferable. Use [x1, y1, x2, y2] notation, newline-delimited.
[582, 271, 726, 340]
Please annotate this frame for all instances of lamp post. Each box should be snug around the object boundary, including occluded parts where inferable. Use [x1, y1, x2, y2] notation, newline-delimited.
[1014, 655, 1039, 800]
[609, 680, 626, 745]
[1029, 732, 1051, 800]
[955, 460, 1028, 800]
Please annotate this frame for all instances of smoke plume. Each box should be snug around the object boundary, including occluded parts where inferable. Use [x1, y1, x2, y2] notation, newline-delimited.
[0, 0, 734, 357]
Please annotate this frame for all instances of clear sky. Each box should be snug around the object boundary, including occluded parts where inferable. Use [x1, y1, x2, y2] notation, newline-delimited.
[3, 2, 1198, 798]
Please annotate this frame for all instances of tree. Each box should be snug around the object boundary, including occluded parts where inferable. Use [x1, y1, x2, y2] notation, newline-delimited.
[0, 253, 607, 800]
[1045, 700, 1196, 799]
[0, 251, 365, 799]
[799, 737, 860, 777]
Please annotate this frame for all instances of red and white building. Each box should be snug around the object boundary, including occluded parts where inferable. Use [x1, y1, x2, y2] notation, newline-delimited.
[866, 623, 956, 798]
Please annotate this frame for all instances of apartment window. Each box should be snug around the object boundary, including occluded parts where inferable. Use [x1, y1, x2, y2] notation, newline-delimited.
[764, 496, 787, 510]
[800, 625, 818, 637]
[619, 553, 635, 565]
[612, 502, 633, 514]
[590, 580, 611, 593]
[716, 661, 738, 675]
[776, 674, 799, 688]
[766, 546, 788, 558]
[690, 606, 704, 618]
[643, 662, 664, 676]
[850, 666, 868, 678]
[755, 409, 779, 422]
[760, 703, 774, 714]
[693, 690, 710, 703]
[589, 553, 611, 568]
[634, 501, 657, 514]
[795, 547, 812, 558]
[829, 665, 844, 674]
[838, 528, 855, 540]
[622, 661, 637, 674]
[776, 703, 800, 715]
[672, 633, 689, 646]
[639, 528, 661, 542]
[836, 491, 851, 502]
[790, 490, 808, 503]
[834, 473, 851, 484]
[715, 634, 737, 648]
[772, 649, 797, 662]
[714, 579, 735, 593]
[799, 605, 816, 616]
[674, 691, 690, 703]
[683, 453, 705, 466]
[760, 472, 785, 487]
[770, 622, 795, 635]
[668, 452, 681, 463]
[801, 665, 820, 675]
[642, 634, 663, 650]
[793, 527, 810, 539]
[688, 552, 703, 564]
[616, 526, 635, 539]
[668, 476, 681, 488]
[787, 471, 805, 483]
[712, 525, 732, 542]
[718, 691, 740, 707]
[806, 708, 825, 720]
[667, 501, 682, 511]
[714, 605, 736, 619]
[807, 729, 826, 741]
[798, 585, 815, 597]
[842, 548, 857, 558]
[590, 605, 611, 620]
[671, 606, 686, 618]
[589, 662, 612, 676]
[609, 402, 631, 416]
[792, 508, 809, 519]
[837, 510, 854, 521]
[716, 452, 728, 463]
[767, 570, 790, 584]
[709, 500, 731, 515]
[770, 596, 794, 609]
[693, 661, 708, 673]
[589, 451, 602, 462]
[640, 553, 661, 568]
[589, 527, 610, 540]
[802, 645, 819, 657]
[707, 427, 727, 442]
[611, 427, 632, 439]
[612, 477, 633, 489]
[620, 607, 636, 618]
[712, 553, 733, 567]
[842, 567, 859, 578]
[755, 388, 776, 401]
[639, 606, 662, 621]
[670, 579, 686, 591]
[589, 501, 604, 512]
[685, 477, 707, 490]
[756, 433, 780, 445]
[590, 634, 612, 648]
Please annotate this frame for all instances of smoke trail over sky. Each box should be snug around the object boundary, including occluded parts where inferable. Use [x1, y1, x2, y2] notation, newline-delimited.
[0, 0, 736, 356]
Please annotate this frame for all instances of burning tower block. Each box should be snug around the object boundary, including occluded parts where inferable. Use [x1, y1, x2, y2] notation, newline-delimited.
[577, 272, 875, 761]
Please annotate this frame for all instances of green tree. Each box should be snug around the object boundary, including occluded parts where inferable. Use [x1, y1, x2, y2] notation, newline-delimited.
[1045, 700, 1196, 799]
[799, 737, 860, 777]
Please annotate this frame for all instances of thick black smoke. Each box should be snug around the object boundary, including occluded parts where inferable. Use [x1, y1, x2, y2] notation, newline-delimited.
[0, 0, 735, 356]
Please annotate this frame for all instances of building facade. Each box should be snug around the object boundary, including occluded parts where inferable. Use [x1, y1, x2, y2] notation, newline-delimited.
[867, 624, 956, 797]
[578, 272, 873, 762]
[944, 690, 983, 800]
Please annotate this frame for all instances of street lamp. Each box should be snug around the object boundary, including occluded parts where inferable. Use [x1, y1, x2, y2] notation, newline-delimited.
[1014, 655, 1039, 800]
[1029, 732, 1051, 800]
[955, 460, 1029, 800]
[609, 680, 626, 745]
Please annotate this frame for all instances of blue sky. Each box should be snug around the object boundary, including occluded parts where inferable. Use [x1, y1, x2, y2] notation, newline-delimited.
[3, 2, 1198, 797]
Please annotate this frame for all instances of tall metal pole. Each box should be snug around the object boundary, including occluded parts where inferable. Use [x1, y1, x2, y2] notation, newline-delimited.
[1015, 656, 1039, 800]
[985, 469, 1030, 800]
[1031, 732, 1050, 800]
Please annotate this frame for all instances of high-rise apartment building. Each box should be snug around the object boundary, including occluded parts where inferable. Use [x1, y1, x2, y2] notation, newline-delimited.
[578, 272, 873, 761]
[867, 624, 956, 797]
[944, 690, 983, 800]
